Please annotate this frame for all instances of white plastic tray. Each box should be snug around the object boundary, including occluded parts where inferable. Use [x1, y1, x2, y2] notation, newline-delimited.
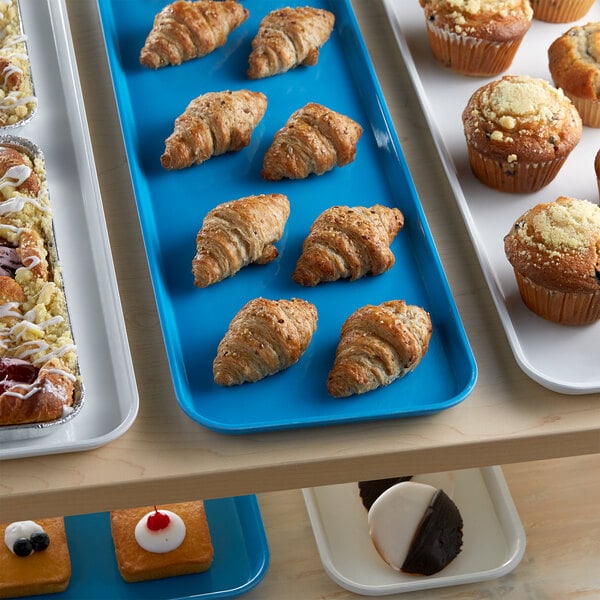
[381, 1, 600, 394]
[303, 467, 525, 595]
[0, 0, 138, 459]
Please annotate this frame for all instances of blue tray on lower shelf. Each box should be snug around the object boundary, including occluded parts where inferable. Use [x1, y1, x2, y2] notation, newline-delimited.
[35, 496, 269, 600]
[96, 0, 477, 433]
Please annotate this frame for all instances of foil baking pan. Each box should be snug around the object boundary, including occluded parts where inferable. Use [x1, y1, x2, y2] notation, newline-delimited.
[0, 135, 84, 442]
[0, 0, 38, 129]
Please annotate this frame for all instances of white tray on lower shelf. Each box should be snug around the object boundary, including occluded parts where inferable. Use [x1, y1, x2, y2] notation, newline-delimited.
[303, 467, 525, 595]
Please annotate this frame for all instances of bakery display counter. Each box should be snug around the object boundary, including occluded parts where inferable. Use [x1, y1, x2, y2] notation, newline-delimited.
[1, 0, 599, 524]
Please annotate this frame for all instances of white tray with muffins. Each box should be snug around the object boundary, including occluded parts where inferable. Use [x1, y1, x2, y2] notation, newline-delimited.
[382, 0, 600, 394]
[0, 0, 138, 458]
[303, 466, 525, 595]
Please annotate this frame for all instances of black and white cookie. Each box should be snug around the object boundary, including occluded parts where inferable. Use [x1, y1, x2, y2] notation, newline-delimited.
[367, 481, 463, 576]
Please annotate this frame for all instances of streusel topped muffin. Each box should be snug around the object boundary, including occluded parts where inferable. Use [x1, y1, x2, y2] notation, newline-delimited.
[504, 196, 600, 324]
[462, 75, 582, 192]
[419, 0, 533, 76]
[548, 22, 600, 127]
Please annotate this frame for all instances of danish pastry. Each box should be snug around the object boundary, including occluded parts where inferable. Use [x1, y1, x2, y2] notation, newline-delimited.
[213, 297, 318, 386]
[327, 300, 432, 397]
[247, 6, 335, 79]
[262, 102, 362, 180]
[0, 0, 37, 127]
[140, 0, 249, 69]
[161, 89, 267, 169]
[192, 193, 290, 287]
[0, 141, 80, 427]
[293, 205, 404, 286]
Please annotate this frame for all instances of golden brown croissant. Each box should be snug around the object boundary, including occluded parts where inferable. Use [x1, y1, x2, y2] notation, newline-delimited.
[0, 357, 76, 425]
[192, 193, 290, 287]
[247, 7, 335, 79]
[327, 301, 432, 398]
[292, 205, 404, 286]
[262, 103, 362, 180]
[213, 297, 318, 386]
[161, 89, 267, 169]
[140, 0, 249, 69]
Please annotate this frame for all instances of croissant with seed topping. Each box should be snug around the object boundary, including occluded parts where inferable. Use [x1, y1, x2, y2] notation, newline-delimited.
[213, 297, 318, 386]
[247, 6, 335, 79]
[192, 193, 290, 288]
[262, 102, 362, 180]
[327, 301, 432, 398]
[161, 90, 267, 169]
[293, 204, 404, 286]
[140, 0, 249, 69]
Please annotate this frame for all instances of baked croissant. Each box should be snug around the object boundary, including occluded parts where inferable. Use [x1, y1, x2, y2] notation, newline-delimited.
[247, 7, 335, 79]
[192, 193, 290, 287]
[327, 301, 432, 398]
[262, 103, 362, 180]
[213, 297, 318, 386]
[161, 89, 267, 169]
[140, 0, 249, 69]
[293, 205, 404, 286]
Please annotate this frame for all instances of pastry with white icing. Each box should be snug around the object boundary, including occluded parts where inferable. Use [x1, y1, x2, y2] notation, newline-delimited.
[110, 501, 214, 582]
[0, 0, 37, 127]
[0, 518, 71, 598]
[0, 141, 80, 426]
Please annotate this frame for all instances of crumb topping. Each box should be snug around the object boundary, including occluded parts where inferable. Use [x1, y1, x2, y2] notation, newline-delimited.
[422, 0, 532, 35]
[481, 76, 566, 122]
[519, 198, 600, 255]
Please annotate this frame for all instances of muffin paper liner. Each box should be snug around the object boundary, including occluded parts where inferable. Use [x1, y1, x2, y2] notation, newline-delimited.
[514, 269, 600, 325]
[466, 145, 569, 193]
[425, 22, 524, 77]
[565, 94, 600, 129]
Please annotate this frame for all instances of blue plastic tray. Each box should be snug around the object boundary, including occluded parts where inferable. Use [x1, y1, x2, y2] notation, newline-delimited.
[96, 0, 477, 433]
[33, 496, 269, 599]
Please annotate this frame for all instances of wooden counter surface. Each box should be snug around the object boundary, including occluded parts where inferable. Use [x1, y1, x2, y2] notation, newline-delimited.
[0, 0, 599, 521]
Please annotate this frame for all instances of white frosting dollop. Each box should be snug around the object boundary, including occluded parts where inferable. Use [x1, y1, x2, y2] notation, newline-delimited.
[4, 520, 43, 554]
[134, 509, 186, 553]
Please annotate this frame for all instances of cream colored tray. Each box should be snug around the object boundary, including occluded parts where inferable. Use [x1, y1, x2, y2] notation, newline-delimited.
[0, 0, 138, 458]
[381, 1, 600, 394]
[303, 467, 525, 595]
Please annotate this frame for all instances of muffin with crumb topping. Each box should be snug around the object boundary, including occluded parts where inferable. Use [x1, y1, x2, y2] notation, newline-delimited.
[418, 0, 532, 77]
[462, 75, 582, 193]
[504, 196, 600, 325]
[530, 0, 595, 23]
[548, 22, 600, 128]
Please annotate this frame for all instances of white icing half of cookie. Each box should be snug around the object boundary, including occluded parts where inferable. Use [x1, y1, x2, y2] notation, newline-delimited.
[4, 520, 43, 553]
[367, 481, 436, 571]
[135, 510, 186, 553]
